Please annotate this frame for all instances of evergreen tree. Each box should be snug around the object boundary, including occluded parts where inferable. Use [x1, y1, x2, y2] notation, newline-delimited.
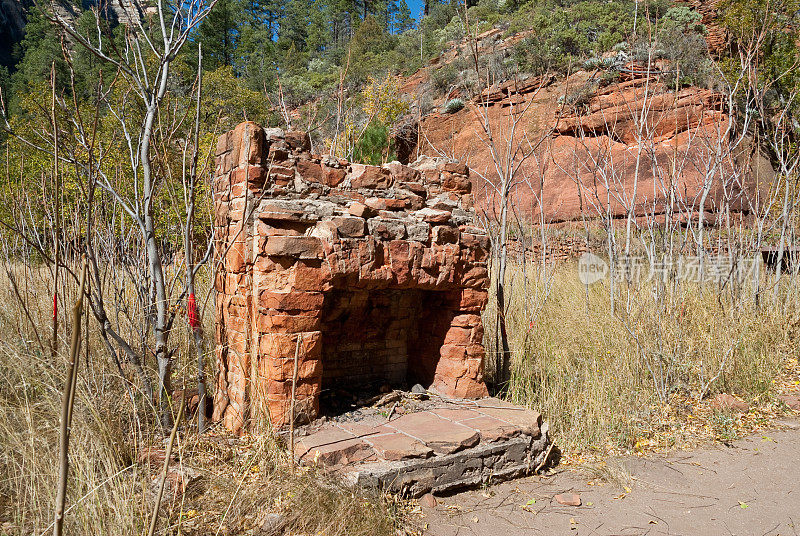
[237, 25, 279, 91]
[390, 0, 414, 33]
[278, 0, 311, 54]
[196, 0, 240, 70]
[307, 0, 332, 54]
[10, 9, 69, 107]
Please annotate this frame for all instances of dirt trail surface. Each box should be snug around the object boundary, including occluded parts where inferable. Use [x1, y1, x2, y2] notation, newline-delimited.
[420, 421, 800, 536]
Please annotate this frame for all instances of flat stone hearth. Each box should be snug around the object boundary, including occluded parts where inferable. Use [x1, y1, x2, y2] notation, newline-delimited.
[292, 395, 550, 496]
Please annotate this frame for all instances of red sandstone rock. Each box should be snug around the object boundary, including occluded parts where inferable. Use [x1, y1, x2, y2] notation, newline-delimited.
[348, 201, 375, 218]
[474, 398, 543, 437]
[284, 130, 311, 152]
[460, 415, 520, 442]
[388, 412, 480, 454]
[323, 165, 346, 187]
[368, 433, 434, 461]
[260, 290, 325, 311]
[416, 207, 452, 224]
[433, 225, 460, 244]
[297, 160, 323, 183]
[555, 493, 581, 507]
[413, 70, 766, 224]
[263, 236, 324, 259]
[331, 216, 366, 237]
[385, 161, 422, 182]
[711, 393, 749, 413]
[350, 163, 393, 189]
[430, 407, 481, 421]
[294, 428, 374, 466]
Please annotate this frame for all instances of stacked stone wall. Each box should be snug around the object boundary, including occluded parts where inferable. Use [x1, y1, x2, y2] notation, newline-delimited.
[212, 122, 491, 433]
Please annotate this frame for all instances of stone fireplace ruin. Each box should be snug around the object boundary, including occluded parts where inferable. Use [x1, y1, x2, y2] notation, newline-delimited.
[211, 122, 491, 434]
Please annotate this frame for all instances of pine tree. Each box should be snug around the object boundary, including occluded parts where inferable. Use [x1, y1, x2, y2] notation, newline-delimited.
[278, 0, 311, 54]
[10, 9, 69, 105]
[390, 0, 414, 33]
[196, 0, 240, 70]
[307, 0, 332, 54]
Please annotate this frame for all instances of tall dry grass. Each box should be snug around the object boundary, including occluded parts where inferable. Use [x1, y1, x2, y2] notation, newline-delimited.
[0, 262, 402, 536]
[485, 261, 800, 455]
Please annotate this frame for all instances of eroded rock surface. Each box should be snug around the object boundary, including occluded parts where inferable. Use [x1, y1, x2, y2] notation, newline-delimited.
[411, 65, 770, 223]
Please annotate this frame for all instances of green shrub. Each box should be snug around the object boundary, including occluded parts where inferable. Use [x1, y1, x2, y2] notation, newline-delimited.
[431, 64, 458, 93]
[352, 121, 394, 165]
[512, 0, 636, 75]
[444, 98, 465, 113]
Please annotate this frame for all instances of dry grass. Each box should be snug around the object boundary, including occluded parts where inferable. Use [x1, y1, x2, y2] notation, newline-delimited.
[0, 263, 405, 536]
[2, 254, 798, 533]
[486, 262, 800, 458]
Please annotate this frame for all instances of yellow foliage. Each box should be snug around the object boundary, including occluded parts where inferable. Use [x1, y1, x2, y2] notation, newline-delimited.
[326, 76, 409, 160]
[361, 76, 409, 125]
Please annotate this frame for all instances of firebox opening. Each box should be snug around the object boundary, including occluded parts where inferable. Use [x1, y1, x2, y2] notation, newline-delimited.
[319, 288, 451, 416]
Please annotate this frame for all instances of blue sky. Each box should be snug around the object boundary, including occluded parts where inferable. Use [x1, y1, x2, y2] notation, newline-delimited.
[406, 0, 426, 21]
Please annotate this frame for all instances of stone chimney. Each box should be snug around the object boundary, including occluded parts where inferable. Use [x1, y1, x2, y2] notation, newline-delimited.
[212, 122, 490, 434]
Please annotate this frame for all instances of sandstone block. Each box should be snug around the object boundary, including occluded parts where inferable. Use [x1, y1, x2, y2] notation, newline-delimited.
[324, 165, 347, 187]
[260, 290, 324, 312]
[474, 398, 542, 437]
[331, 216, 367, 237]
[368, 218, 406, 240]
[442, 161, 469, 175]
[384, 161, 422, 183]
[258, 313, 322, 333]
[349, 201, 376, 218]
[407, 222, 431, 242]
[415, 207, 452, 224]
[263, 236, 323, 259]
[369, 433, 433, 461]
[297, 159, 324, 184]
[388, 412, 480, 455]
[231, 122, 265, 167]
[460, 415, 520, 442]
[441, 171, 472, 193]
[294, 428, 374, 466]
[432, 225, 460, 244]
[350, 163, 393, 189]
[285, 130, 311, 152]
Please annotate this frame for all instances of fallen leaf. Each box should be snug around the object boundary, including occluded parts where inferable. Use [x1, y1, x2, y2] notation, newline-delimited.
[738, 501, 749, 509]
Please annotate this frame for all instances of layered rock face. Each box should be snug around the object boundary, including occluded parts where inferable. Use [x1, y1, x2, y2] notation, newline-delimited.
[416, 67, 766, 223]
[212, 122, 490, 434]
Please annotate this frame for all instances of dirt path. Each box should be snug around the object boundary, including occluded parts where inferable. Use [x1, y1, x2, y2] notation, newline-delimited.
[420, 420, 800, 536]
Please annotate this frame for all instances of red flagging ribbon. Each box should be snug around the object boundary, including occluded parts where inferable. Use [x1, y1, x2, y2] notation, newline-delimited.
[187, 293, 200, 330]
[53, 293, 58, 322]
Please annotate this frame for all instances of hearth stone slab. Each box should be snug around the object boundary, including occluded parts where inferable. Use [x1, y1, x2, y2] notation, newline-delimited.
[293, 398, 550, 496]
[386, 411, 481, 454]
[342, 424, 550, 497]
[368, 433, 434, 461]
[294, 428, 375, 466]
